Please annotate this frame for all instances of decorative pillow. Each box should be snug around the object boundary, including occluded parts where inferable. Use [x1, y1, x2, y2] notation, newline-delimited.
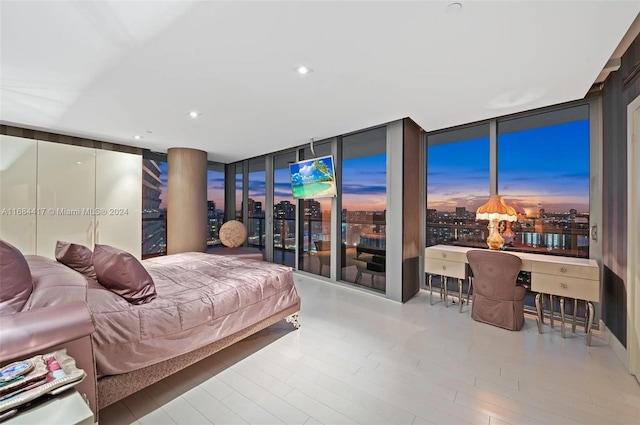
[92, 244, 156, 304]
[55, 241, 97, 280]
[0, 240, 33, 315]
[219, 220, 247, 248]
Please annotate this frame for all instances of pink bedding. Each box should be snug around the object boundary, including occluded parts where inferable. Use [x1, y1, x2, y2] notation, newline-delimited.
[24, 253, 300, 376]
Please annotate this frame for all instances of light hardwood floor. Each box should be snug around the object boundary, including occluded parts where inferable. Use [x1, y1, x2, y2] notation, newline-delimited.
[100, 274, 640, 425]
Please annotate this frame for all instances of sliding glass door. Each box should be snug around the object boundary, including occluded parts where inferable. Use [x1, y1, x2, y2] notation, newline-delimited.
[341, 127, 387, 292]
[273, 152, 296, 266]
[297, 143, 333, 278]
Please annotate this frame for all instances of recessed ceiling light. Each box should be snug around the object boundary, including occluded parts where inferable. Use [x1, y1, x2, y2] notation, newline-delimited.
[294, 65, 313, 75]
[133, 135, 142, 140]
[446, 2, 462, 14]
[189, 111, 201, 118]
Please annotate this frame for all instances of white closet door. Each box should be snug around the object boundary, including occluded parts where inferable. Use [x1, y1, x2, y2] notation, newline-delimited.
[37, 142, 96, 259]
[0, 135, 38, 254]
[95, 150, 142, 258]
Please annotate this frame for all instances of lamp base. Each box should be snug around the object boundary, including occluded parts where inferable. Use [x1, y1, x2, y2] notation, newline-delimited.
[486, 220, 504, 250]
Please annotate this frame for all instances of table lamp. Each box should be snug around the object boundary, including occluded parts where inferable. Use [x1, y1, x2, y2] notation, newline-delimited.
[502, 199, 526, 244]
[476, 195, 518, 250]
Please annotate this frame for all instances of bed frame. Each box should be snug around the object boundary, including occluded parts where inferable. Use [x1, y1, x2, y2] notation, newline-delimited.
[97, 305, 300, 410]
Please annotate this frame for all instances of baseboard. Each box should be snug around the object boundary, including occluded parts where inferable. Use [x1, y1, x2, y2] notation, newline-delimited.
[605, 321, 630, 372]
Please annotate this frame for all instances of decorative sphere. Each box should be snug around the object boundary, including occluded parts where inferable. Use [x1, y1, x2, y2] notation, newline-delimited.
[219, 220, 247, 248]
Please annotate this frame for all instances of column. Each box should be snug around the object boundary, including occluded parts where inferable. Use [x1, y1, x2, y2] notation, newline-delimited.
[167, 147, 207, 254]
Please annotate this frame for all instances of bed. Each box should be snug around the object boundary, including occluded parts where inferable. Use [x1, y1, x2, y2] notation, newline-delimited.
[18, 250, 301, 413]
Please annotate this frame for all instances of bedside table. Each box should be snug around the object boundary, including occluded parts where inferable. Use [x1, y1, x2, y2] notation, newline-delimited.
[4, 390, 93, 425]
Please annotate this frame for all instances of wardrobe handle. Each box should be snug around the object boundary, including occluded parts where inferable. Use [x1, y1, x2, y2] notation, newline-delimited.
[87, 220, 94, 247]
[31, 221, 36, 254]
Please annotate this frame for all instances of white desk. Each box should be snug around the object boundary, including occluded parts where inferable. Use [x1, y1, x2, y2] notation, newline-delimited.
[425, 245, 600, 345]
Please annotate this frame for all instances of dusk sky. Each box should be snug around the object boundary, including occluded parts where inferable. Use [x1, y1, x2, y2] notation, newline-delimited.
[158, 119, 588, 216]
[428, 119, 590, 214]
[243, 154, 387, 212]
[498, 120, 589, 214]
[157, 162, 225, 210]
[342, 153, 386, 211]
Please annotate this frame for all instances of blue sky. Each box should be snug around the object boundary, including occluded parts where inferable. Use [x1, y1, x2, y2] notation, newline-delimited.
[158, 119, 588, 215]
[427, 120, 590, 213]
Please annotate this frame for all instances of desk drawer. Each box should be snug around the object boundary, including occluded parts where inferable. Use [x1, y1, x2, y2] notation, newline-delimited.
[531, 261, 598, 280]
[424, 248, 467, 263]
[531, 274, 599, 301]
[424, 258, 466, 279]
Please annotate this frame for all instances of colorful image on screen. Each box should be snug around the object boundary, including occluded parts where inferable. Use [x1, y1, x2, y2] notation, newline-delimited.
[289, 155, 337, 199]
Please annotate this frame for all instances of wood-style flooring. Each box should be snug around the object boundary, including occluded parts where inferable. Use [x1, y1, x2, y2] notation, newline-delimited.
[100, 274, 640, 425]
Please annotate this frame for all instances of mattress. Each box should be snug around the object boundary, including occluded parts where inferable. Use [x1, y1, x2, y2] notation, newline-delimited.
[24, 253, 300, 376]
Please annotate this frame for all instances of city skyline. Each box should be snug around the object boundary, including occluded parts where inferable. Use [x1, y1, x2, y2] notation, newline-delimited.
[156, 118, 589, 217]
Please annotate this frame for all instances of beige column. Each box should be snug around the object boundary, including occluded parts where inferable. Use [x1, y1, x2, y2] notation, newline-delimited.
[167, 147, 207, 254]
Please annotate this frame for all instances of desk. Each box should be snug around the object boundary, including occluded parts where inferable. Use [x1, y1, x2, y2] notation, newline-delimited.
[424, 246, 469, 310]
[425, 245, 600, 345]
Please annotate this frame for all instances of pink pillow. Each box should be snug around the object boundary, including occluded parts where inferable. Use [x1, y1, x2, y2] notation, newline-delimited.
[55, 241, 97, 280]
[93, 244, 156, 304]
[0, 240, 33, 315]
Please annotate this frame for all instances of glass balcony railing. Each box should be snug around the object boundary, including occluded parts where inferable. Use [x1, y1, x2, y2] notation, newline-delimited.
[246, 216, 296, 266]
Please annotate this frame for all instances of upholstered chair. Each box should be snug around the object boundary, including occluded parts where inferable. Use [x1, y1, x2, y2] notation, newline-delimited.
[466, 250, 526, 331]
[313, 240, 331, 275]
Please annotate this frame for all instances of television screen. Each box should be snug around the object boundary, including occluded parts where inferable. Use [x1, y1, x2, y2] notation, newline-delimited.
[289, 155, 337, 199]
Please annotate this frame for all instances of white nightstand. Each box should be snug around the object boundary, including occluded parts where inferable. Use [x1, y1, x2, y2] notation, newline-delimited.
[4, 389, 93, 425]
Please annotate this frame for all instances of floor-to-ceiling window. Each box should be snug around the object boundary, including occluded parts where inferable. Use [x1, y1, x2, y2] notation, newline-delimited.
[426, 103, 590, 258]
[298, 142, 333, 277]
[497, 105, 590, 258]
[426, 124, 490, 248]
[341, 127, 387, 292]
[247, 158, 266, 252]
[425, 102, 592, 313]
[142, 153, 168, 258]
[206, 162, 225, 247]
[273, 152, 296, 266]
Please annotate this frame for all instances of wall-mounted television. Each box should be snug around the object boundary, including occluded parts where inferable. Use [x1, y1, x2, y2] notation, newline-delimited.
[289, 155, 337, 199]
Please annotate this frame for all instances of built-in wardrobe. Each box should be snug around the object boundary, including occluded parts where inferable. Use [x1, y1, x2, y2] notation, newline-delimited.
[0, 135, 142, 258]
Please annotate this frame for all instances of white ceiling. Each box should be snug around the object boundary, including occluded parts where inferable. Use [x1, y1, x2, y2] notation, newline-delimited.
[1, 1, 638, 163]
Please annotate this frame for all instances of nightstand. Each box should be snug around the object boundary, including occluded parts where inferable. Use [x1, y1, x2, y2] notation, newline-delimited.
[4, 390, 93, 425]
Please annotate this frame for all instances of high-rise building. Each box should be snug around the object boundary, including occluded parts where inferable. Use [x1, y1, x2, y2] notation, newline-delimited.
[207, 200, 222, 246]
[142, 159, 166, 256]
[304, 199, 321, 219]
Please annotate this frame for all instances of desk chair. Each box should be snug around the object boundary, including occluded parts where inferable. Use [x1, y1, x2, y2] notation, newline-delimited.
[466, 250, 526, 331]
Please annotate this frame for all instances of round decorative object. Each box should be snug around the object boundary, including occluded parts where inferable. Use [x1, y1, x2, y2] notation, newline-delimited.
[219, 220, 247, 248]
